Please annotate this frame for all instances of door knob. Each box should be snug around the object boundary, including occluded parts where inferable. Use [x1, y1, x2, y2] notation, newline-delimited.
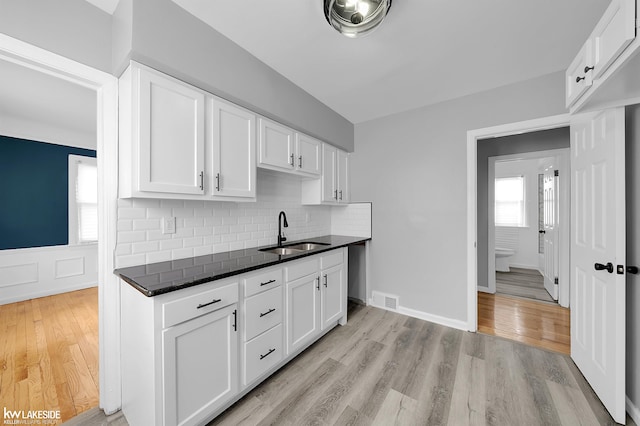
[628, 266, 639, 275]
[539, 230, 546, 234]
[594, 262, 614, 273]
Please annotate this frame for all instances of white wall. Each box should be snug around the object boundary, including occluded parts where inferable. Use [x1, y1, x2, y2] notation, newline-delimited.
[494, 157, 544, 270]
[0, 244, 98, 304]
[115, 170, 332, 268]
[350, 71, 567, 323]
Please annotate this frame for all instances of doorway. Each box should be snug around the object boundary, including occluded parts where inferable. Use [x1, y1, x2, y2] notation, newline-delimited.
[487, 148, 570, 306]
[0, 34, 120, 416]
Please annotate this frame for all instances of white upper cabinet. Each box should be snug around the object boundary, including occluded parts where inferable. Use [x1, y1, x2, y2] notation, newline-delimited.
[258, 118, 296, 172]
[208, 97, 256, 200]
[258, 118, 322, 177]
[295, 133, 322, 177]
[301, 143, 349, 205]
[565, 0, 637, 111]
[337, 149, 349, 203]
[590, 0, 636, 79]
[321, 143, 337, 202]
[566, 41, 593, 108]
[120, 62, 206, 197]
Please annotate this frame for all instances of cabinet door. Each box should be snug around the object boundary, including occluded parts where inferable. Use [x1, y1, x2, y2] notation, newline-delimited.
[162, 304, 238, 426]
[138, 67, 205, 195]
[566, 40, 593, 108]
[295, 133, 322, 176]
[286, 274, 321, 355]
[321, 143, 337, 203]
[321, 264, 345, 329]
[337, 149, 349, 203]
[591, 0, 635, 79]
[210, 98, 256, 199]
[258, 118, 295, 171]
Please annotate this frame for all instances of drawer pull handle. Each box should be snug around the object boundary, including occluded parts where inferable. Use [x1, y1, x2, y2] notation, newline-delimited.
[259, 308, 276, 318]
[323, 274, 328, 287]
[196, 298, 221, 309]
[233, 309, 237, 331]
[260, 279, 276, 287]
[260, 348, 276, 360]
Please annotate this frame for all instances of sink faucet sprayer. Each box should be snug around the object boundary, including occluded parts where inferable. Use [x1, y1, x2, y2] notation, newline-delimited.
[278, 211, 289, 247]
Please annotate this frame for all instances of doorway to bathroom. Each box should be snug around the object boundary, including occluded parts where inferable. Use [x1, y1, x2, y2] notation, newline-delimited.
[488, 148, 570, 306]
[474, 126, 571, 355]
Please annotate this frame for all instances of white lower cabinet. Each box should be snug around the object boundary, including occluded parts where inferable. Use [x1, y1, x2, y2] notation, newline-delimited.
[162, 304, 238, 426]
[285, 249, 346, 354]
[121, 248, 348, 426]
[286, 273, 321, 354]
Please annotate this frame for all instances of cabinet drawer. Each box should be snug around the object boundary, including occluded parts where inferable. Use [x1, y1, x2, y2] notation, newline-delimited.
[244, 267, 282, 298]
[244, 287, 282, 341]
[321, 249, 343, 270]
[162, 282, 238, 329]
[244, 324, 283, 386]
[286, 257, 319, 282]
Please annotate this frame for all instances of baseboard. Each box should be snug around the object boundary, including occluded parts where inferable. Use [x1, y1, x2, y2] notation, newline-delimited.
[627, 395, 640, 426]
[508, 263, 540, 270]
[368, 298, 468, 331]
[0, 281, 97, 305]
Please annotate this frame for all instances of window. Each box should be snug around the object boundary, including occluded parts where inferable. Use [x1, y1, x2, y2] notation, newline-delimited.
[495, 176, 525, 227]
[69, 155, 98, 244]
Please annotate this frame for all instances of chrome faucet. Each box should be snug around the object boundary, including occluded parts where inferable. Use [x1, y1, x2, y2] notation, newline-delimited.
[278, 211, 289, 247]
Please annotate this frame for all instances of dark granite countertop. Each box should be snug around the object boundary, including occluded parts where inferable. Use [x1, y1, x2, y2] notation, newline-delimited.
[114, 235, 370, 297]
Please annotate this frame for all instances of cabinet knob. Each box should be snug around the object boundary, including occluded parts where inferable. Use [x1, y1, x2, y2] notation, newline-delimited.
[576, 76, 586, 83]
[584, 65, 594, 73]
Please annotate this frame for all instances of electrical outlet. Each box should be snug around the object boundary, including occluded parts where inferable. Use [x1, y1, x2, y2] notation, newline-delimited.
[162, 217, 176, 234]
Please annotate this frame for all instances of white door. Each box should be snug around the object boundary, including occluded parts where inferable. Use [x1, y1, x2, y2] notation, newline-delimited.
[570, 108, 626, 423]
[543, 169, 559, 300]
[138, 66, 205, 195]
[209, 98, 256, 199]
[258, 118, 295, 171]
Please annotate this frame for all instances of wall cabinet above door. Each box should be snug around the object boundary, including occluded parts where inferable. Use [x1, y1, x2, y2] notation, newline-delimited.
[565, 0, 637, 111]
[119, 62, 206, 198]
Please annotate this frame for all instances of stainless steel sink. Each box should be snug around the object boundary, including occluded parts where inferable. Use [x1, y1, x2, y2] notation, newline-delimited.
[260, 247, 303, 255]
[259, 241, 330, 255]
[284, 242, 329, 251]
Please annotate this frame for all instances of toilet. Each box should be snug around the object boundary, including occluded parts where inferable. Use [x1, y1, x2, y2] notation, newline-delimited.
[495, 247, 516, 272]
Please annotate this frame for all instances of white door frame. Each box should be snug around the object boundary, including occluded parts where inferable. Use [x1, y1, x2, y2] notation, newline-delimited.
[485, 148, 570, 307]
[466, 114, 570, 331]
[0, 35, 121, 413]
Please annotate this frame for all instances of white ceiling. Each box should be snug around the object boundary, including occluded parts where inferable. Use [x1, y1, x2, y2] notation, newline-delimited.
[0, 59, 96, 143]
[171, 0, 610, 123]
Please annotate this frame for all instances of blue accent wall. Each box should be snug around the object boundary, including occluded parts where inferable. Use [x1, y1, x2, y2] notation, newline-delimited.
[0, 135, 96, 250]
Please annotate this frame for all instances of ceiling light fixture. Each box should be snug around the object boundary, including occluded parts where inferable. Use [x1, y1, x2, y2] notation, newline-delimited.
[324, 0, 392, 38]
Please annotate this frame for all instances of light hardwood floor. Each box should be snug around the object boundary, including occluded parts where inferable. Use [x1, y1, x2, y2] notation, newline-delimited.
[210, 302, 632, 426]
[478, 291, 570, 355]
[42, 299, 634, 425]
[496, 267, 555, 303]
[0, 288, 99, 423]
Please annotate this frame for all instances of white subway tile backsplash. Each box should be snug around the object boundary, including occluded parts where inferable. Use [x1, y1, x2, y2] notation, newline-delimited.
[115, 171, 334, 268]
